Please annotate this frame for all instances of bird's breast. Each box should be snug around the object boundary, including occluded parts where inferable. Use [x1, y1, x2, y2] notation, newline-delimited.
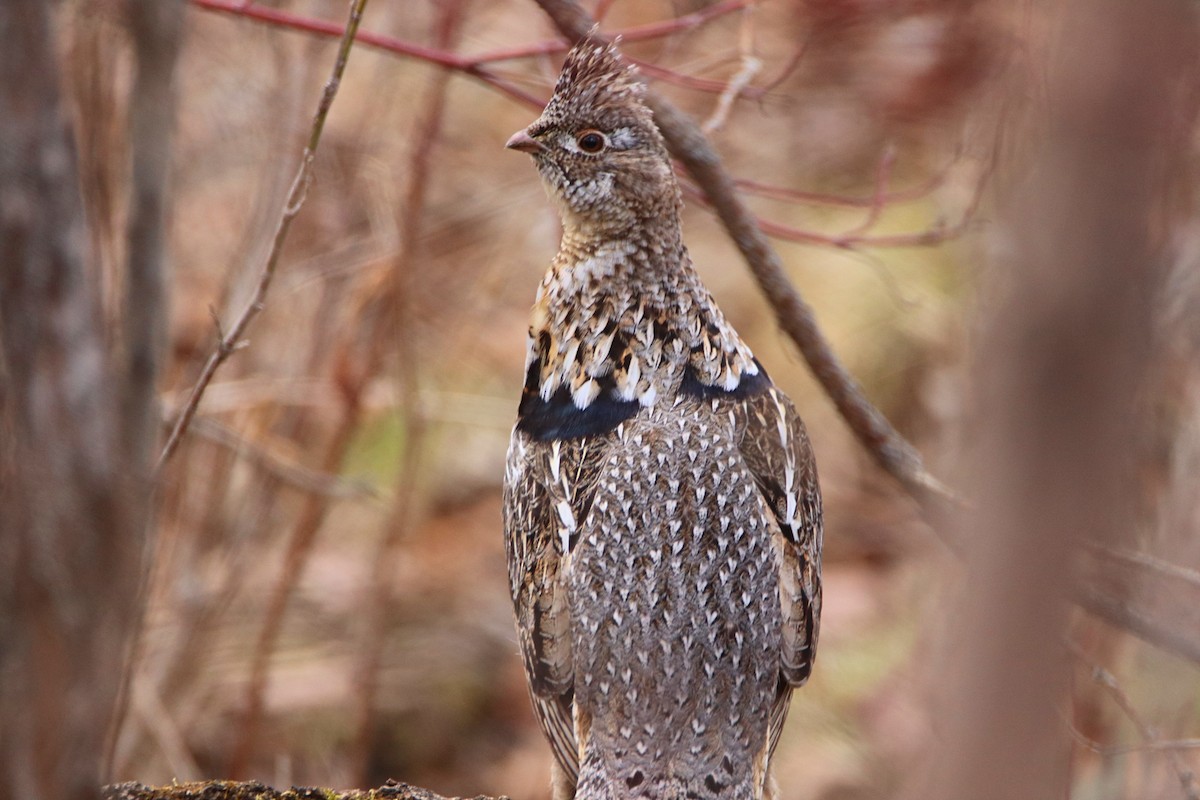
[566, 401, 782, 763]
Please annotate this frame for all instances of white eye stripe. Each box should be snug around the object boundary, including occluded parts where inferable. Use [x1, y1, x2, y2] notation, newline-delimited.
[608, 127, 637, 149]
[560, 132, 589, 154]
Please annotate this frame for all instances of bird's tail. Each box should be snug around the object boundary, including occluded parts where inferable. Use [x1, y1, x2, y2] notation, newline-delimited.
[574, 749, 761, 800]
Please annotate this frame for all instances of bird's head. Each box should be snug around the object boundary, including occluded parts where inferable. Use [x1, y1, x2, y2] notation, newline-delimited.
[507, 38, 680, 237]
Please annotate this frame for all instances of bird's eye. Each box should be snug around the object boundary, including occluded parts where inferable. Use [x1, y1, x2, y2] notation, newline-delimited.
[576, 130, 607, 154]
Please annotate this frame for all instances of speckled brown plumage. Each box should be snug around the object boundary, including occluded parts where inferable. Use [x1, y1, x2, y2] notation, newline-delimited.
[502, 38, 822, 800]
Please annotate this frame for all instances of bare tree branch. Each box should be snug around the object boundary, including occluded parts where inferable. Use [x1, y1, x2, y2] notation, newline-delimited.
[1069, 642, 1200, 800]
[188, 417, 380, 500]
[346, 0, 466, 781]
[103, 1, 186, 782]
[1075, 539, 1200, 667]
[161, 0, 375, 775]
[187, 0, 983, 257]
[123, 0, 184, 467]
[187, 0, 748, 108]
[190, 0, 748, 68]
[158, 0, 371, 470]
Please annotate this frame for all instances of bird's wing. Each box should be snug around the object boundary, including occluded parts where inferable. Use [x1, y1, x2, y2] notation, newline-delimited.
[730, 385, 823, 751]
[503, 430, 611, 786]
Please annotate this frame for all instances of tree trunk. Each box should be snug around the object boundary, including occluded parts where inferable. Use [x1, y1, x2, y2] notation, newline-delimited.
[0, 2, 180, 797]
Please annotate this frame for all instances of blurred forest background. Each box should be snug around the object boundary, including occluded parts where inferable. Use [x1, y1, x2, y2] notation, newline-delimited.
[3, 1, 1200, 799]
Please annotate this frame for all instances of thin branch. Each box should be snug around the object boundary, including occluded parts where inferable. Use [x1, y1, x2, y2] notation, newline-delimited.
[700, 55, 761, 133]
[188, 417, 379, 500]
[104, 1, 186, 780]
[190, 0, 543, 106]
[168, 9, 374, 768]
[1070, 642, 1200, 800]
[1085, 542, 1200, 589]
[158, 0, 370, 469]
[346, 0, 464, 779]
[723, 150, 992, 251]
[129, 679, 201, 782]
[1089, 739, 1200, 756]
[1076, 542, 1200, 665]
[676, 173, 984, 251]
[1070, 712, 1200, 758]
[1075, 584, 1200, 666]
[837, 145, 896, 238]
[227, 413, 363, 776]
[756, 39, 809, 95]
[735, 155, 953, 208]
[630, 56, 764, 96]
[188, 0, 747, 69]
[702, 3, 761, 134]
[122, 0, 183, 468]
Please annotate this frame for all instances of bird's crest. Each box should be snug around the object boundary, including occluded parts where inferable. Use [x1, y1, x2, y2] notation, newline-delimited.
[543, 35, 645, 122]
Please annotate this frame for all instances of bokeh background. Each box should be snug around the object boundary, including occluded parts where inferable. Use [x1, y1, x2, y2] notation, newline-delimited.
[15, 1, 1200, 798]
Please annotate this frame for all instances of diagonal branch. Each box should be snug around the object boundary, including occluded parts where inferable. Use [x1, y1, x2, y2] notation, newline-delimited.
[187, 417, 380, 500]
[529, 0, 961, 519]
[158, 0, 370, 470]
[525, 4, 1200, 675]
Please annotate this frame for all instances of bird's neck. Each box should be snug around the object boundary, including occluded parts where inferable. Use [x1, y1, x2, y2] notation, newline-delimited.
[557, 211, 684, 289]
[523, 220, 760, 412]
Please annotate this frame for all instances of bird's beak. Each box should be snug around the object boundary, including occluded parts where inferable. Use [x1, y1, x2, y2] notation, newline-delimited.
[506, 129, 543, 154]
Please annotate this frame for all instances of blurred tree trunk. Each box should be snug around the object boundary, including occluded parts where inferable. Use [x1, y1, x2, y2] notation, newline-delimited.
[0, 2, 181, 798]
[917, 1, 1198, 799]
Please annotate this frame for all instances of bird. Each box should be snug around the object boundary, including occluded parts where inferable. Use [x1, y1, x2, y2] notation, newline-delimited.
[502, 37, 822, 800]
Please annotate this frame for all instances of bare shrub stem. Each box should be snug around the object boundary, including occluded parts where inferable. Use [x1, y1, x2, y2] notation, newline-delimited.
[158, 0, 370, 470]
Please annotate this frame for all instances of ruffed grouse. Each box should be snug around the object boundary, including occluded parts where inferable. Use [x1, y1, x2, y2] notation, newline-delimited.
[503, 38, 822, 800]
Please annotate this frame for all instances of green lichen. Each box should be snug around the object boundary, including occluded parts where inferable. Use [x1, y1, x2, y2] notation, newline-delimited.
[102, 781, 507, 800]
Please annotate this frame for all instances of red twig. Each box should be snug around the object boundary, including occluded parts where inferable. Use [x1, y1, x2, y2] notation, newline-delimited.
[188, 0, 752, 104]
[466, 0, 749, 64]
[735, 154, 957, 209]
[757, 40, 809, 94]
[192, 0, 461, 65]
[192, 0, 977, 233]
[194, 0, 970, 506]
[187, 0, 539, 107]
[631, 57, 764, 96]
[680, 149, 990, 252]
[838, 145, 897, 238]
[189, 0, 746, 69]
